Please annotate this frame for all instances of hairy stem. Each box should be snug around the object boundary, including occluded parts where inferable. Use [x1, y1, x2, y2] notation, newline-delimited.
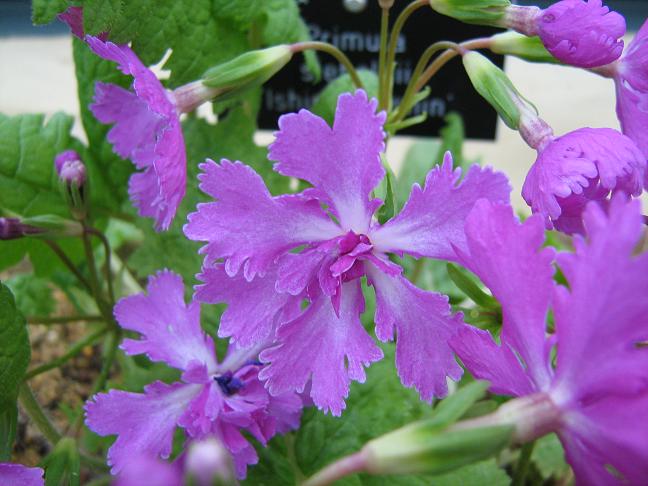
[43, 240, 92, 293]
[512, 441, 535, 486]
[291, 42, 364, 90]
[302, 450, 369, 486]
[23, 326, 108, 380]
[18, 383, 62, 444]
[85, 227, 115, 305]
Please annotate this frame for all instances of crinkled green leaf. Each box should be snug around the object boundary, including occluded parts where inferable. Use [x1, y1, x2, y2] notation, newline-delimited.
[213, 0, 263, 30]
[5, 274, 55, 317]
[0, 283, 30, 411]
[532, 434, 568, 479]
[83, 0, 123, 35]
[31, 0, 71, 25]
[311, 70, 379, 125]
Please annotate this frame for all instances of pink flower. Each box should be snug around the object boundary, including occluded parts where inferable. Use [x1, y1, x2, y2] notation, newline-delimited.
[451, 196, 648, 485]
[184, 90, 511, 414]
[84, 271, 302, 478]
[0, 463, 44, 486]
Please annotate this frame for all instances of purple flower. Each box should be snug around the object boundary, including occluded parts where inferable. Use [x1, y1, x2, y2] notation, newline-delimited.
[58, 9, 186, 231]
[506, 0, 625, 67]
[521, 127, 645, 234]
[84, 270, 302, 478]
[613, 20, 648, 160]
[0, 463, 44, 486]
[450, 196, 648, 484]
[184, 90, 511, 415]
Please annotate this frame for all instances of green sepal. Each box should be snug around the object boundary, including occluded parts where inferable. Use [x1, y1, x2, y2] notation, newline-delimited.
[429, 0, 511, 26]
[446, 263, 498, 308]
[490, 32, 558, 64]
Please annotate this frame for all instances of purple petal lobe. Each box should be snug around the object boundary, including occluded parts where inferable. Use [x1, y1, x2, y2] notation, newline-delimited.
[269, 90, 386, 233]
[57, 6, 84, 39]
[114, 456, 183, 486]
[552, 196, 648, 402]
[460, 200, 555, 390]
[522, 127, 646, 233]
[184, 160, 340, 280]
[0, 463, 44, 486]
[114, 270, 217, 372]
[371, 153, 511, 261]
[259, 282, 383, 416]
[195, 264, 299, 349]
[367, 264, 464, 401]
[537, 0, 625, 67]
[450, 326, 536, 396]
[85, 382, 200, 474]
[85, 37, 186, 231]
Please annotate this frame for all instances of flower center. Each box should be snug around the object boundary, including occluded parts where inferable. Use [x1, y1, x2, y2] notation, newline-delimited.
[214, 371, 244, 396]
[330, 231, 374, 281]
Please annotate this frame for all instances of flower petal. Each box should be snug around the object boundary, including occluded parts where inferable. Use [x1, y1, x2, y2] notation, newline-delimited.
[259, 282, 383, 416]
[371, 153, 510, 261]
[450, 326, 536, 396]
[367, 264, 463, 401]
[460, 200, 555, 390]
[195, 264, 299, 348]
[114, 270, 217, 372]
[184, 160, 340, 280]
[269, 90, 386, 233]
[85, 381, 200, 474]
[114, 456, 183, 486]
[0, 463, 44, 486]
[552, 196, 648, 401]
[537, 0, 625, 68]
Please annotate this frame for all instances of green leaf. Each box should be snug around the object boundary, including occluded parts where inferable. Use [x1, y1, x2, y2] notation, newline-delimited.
[396, 139, 442, 208]
[83, 0, 124, 35]
[5, 274, 56, 317]
[439, 112, 466, 168]
[311, 70, 379, 125]
[375, 161, 397, 225]
[532, 434, 568, 479]
[31, 0, 71, 25]
[213, 0, 263, 30]
[0, 404, 18, 461]
[0, 283, 30, 456]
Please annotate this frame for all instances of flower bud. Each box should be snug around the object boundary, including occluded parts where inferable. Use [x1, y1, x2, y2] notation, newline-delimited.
[490, 31, 557, 64]
[429, 0, 511, 26]
[185, 438, 236, 486]
[0, 215, 83, 241]
[462, 51, 525, 129]
[0, 217, 44, 240]
[201, 46, 293, 98]
[55, 150, 86, 186]
[54, 150, 88, 220]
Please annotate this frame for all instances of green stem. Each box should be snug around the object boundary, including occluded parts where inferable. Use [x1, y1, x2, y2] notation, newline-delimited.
[378, 5, 390, 110]
[512, 441, 535, 486]
[18, 383, 62, 444]
[290, 42, 364, 90]
[302, 450, 369, 486]
[81, 224, 103, 304]
[23, 326, 108, 380]
[27, 315, 103, 325]
[384, 0, 427, 109]
[43, 240, 92, 293]
[85, 228, 115, 305]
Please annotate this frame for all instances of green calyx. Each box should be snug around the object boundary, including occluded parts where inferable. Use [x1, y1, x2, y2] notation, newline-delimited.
[429, 0, 511, 26]
[490, 32, 558, 64]
[462, 51, 523, 129]
[201, 45, 293, 95]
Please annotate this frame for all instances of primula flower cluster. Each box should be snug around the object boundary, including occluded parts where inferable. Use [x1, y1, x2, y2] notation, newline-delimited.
[451, 196, 648, 484]
[84, 270, 302, 478]
[184, 91, 510, 415]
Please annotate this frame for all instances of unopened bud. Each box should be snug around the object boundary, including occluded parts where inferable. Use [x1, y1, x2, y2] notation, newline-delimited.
[55, 150, 86, 186]
[429, 0, 511, 26]
[201, 46, 293, 100]
[462, 51, 526, 129]
[0, 217, 45, 240]
[490, 31, 557, 64]
[54, 150, 88, 220]
[185, 438, 236, 486]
